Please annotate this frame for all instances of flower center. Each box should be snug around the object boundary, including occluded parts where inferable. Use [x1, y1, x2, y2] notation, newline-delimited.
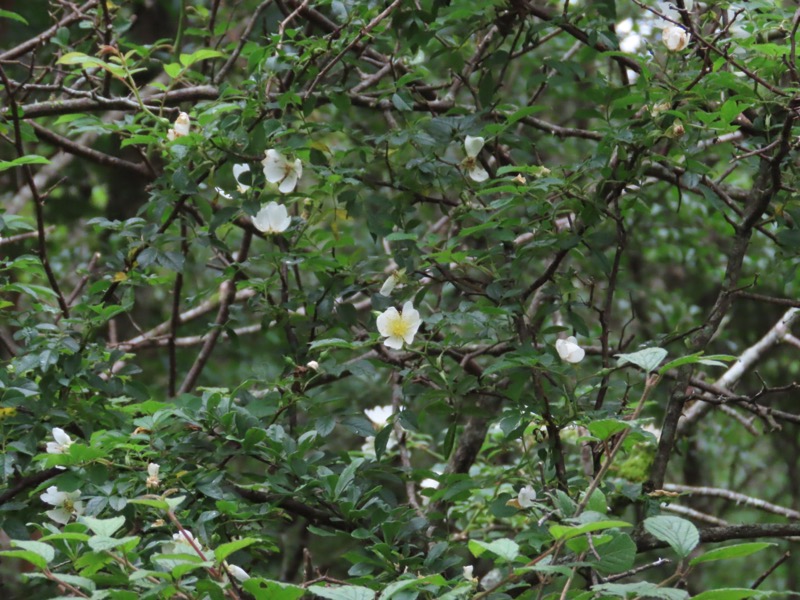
[388, 317, 409, 338]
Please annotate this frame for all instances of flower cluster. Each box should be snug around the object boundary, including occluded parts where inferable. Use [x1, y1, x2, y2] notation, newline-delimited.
[556, 336, 585, 364]
[167, 112, 190, 141]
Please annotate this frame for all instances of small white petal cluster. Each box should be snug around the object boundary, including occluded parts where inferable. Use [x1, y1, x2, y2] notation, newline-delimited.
[555, 336, 585, 364]
[364, 405, 394, 429]
[462, 136, 489, 182]
[146, 462, 160, 489]
[226, 563, 250, 582]
[662, 25, 689, 52]
[167, 112, 190, 141]
[253, 201, 291, 234]
[376, 301, 422, 349]
[262, 149, 303, 194]
[46, 427, 73, 454]
[41, 486, 83, 524]
[517, 485, 537, 508]
[463, 565, 475, 581]
[420, 478, 439, 489]
[379, 273, 400, 296]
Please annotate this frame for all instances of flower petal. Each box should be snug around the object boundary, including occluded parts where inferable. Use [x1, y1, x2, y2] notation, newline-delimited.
[383, 335, 404, 350]
[262, 149, 286, 183]
[468, 165, 489, 182]
[278, 170, 298, 194]
[376, 307, 399, 337]
[232, 164, 251, 192]
[52, 428, 71, 446]
[41, 486, 65, 506]
[464, 135, 485, 158]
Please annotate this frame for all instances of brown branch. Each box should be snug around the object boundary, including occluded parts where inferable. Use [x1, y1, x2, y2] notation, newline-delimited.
[0, 468, 62, 506]
[178, 230, 253, 394]
[0, 1, 98, 61]
[0, 66, 70, 317]
[30, 121, 155, 179]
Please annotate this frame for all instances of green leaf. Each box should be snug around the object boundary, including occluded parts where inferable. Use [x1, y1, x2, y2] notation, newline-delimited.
[129, 498, 170, 510]
[587, 419, 630, 441]
[468, 538, 520, 562]
[591, 534, 636, 575]
[80, 515, 125, 537]
[549, 520, 631, 541]
[334, 458, 363, 500]
[244, 579, 305, 600]
[88, 535, 140, 552]
[0, 155, 50, 172]
[378, 575, 446, 599]
[616, 347, 668, 373]
[179, 49, 225, 67]
[308, 584, 376, 600]
[690, 542, 774, 566]
[0, 540, 55, 570]
[593, 582, 688, 600]
[0, 549, 48, 570]
[0, 9, 27, 24]
[692, 591, 789, 600]
[164, 63, 184, 78]
[214, 538, 257, 562]
[643, 516, 699, 558]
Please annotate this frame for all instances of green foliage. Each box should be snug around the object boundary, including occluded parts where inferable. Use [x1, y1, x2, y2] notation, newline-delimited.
[1, 0, 799, 597]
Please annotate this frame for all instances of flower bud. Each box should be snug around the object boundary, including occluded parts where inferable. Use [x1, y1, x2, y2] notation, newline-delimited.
[662, 25, 689, 52]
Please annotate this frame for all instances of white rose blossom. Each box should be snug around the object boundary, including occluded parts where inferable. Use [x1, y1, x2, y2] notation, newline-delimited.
[46, 427, 73, 454]
[376, 301, 422, 349]
[555, 336, 585, 364]
[226, 564, 251, 582]
[167, 112, 190, 141]
[146, 462, 160, 489]
[517, 485, 537, 508]
[662, 25, 689, 52]
[364, 405, 394, 429]
[261, 149, 302, 193]
[420, 478, 439, 489]
[41, 486, 84, 525]
[253, 201, 291, 234]
[462, 135, 489, 182]
[162, 530, 203, 555]
[463, 565, 475, 581]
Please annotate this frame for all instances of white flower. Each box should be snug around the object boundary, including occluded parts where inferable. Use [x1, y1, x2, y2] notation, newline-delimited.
[380, 273, 399, 296]
[462, 135, 489, 182]
[41, 486, 83, 525]
[215, 187, 233, 200]
[232, 164, 251, 193]
[376, 301, 422, 349]
[463, 565, 475, 581]
[656, 0, 692, 22]
[167, 112, 190, 141]
[253, 201, 291, 234]
[361, 433, 397, 457]
[662, 25, 689, 52]
[46, 427, 73, 454]
[227, 564, 250, 582]
[261, 149, 302, 193]
[517, 485, 537, 508]
[420, 478, 439, 489]
[146, 462, 160, 489]
[364, 405, 393, 428]
[555, 336, 585, 364]
[306, 360, 320, 371]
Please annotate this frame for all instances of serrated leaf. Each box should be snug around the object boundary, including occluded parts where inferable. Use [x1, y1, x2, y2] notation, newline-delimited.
[378, 575, 446, 600]
[643, 516, 699, 558]
[214, 538, 257, 562]
[690, 542, 774, 566]
[591, 534, 636, 575]
[243, 578, 305, 600]
[0, 549, 47, 570]
[593, 582, 688, 600]
[335, 458, 363, 500]
[587, 419, 630, 441]
[308, 584, 376, 600]
[88, 535, 139, 552]
[80, 515, 125, 537]
[616, 347, 668, 373]
[550, 520, 631, 541]
[468, 538, 520, 561]
[129, 498, 170, 510]
[692, 590, 788, 600]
